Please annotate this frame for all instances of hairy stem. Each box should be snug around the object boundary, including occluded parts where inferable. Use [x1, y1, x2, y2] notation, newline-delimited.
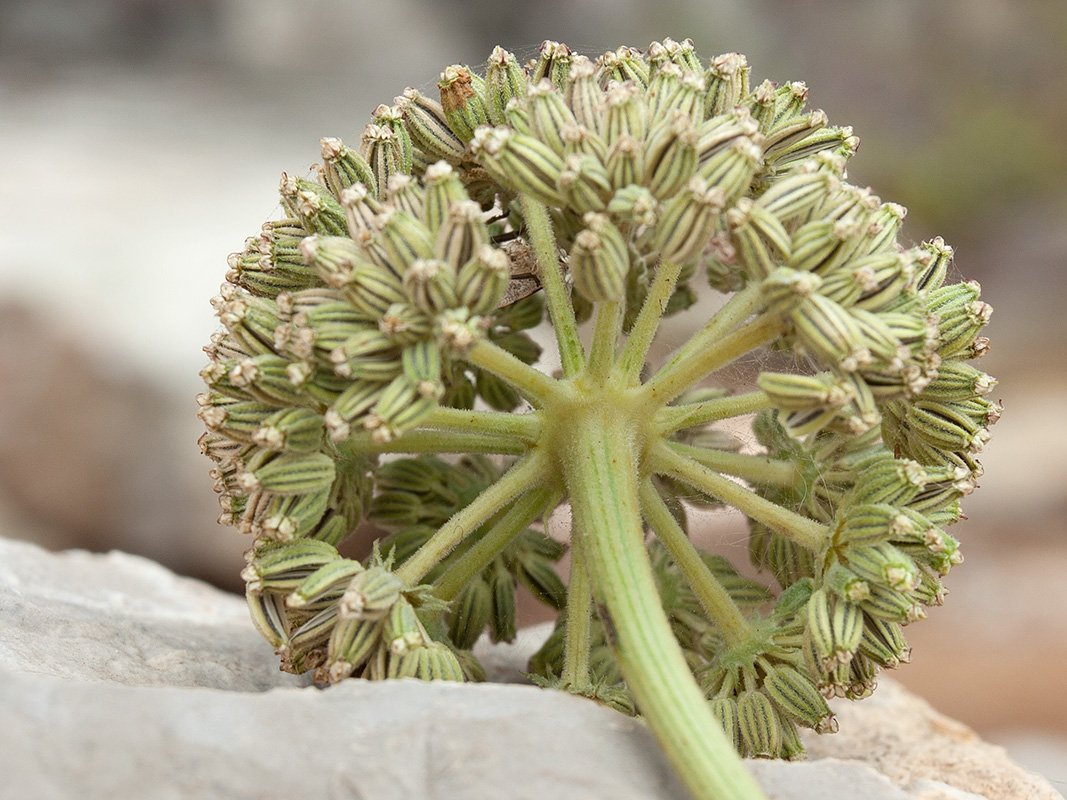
[667, 442, 800, 488]
[432, 486, 556, 602]
[347, 428, 527, 455]
[421, 405, 541, 441]
[563, 408, 766, 800]
[395, 450, 550, 586]
[639, 314, 781, 410]
[520, 195, 584, 378]
[561, 523, 593, 687]
[466, 338, 559, 405]
[649, 441, 827, 552]
[617, 259, 685, 383]
[656, 390, 775, 436]
[639, 478, 754, 647]
[586, 300, 623, 384]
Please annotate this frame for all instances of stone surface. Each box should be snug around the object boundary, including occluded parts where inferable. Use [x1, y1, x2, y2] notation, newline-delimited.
[0, 536, 306, 691]
[802, 679, 1060, 800]
[0, 535, 1060, 800]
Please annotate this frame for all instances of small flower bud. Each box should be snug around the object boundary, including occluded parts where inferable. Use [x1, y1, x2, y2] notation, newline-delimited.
[604, 80, 648, 145]
[645, 62, 683, 119]
[422, 161, 471, 235]
[456, 245, 510, 314]
[342, 262, 405, 317]
[563, 55, 603, 133]
[528, 78, 577, 156]
[401, 339, 444, 397]
[339, 566, 404, 620]
[287, 558, 365, 609]
[239, 450, 336, 496]
[762, 665, 835, 733]
[484, 46, 528, 126]
[926, 280, 992, 360]
[596, 46, 650, 89]
[643, 112, 699, 199]
[754, 167, 834, 225]
[915, 236, 953, 293]
[439, 64, 491, 143]
[326, 617, 382, 682]
[320, 137, 377, 198]
[394, 87, 466, 164]
[758, 370, 851, 412]
[385, 598, 424, 654]
[330, 328, 401, 381]
[569, 212, 629, 302]
[370, 208, 435, 278]
[697, 135, 762, 204]
[858, 616, 911, 668]
[243, 538, 339, 593]
[325, 380, 386, 441]
[359, 123, 403, 202]
[367, 375, 436, 443]
[404, 258, 458, 314]
[371, 104, 413, 172]
[385, 173, 425, 220]
[338, 182, 383, 244]
[604, 133, 643, 191]
[654, 176, 726, 265]
[299, 234, 363, 289]
[791, 294, 872, 372]
[253, 407, 325, 453]
[704, 52, 750, 116]
[530, 40, 573, 90]
[558, 153, 612, 214]
[279, 173, 348, 236]
[737, 689, 782, 757]
[435, 200, 489, 269]
[470, 126, 565, 206]
[246, 592, 289, 648]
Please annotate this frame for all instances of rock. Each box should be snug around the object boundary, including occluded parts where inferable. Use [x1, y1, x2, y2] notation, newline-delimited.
[0, 536, 304, 691]
[801, 679, 1060, 800]
[0, 535, 1059, 800]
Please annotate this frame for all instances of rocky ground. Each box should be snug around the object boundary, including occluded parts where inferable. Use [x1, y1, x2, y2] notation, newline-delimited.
[2, 535, 1059, 800]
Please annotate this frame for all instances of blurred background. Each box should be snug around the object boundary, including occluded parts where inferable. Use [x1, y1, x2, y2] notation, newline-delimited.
[0, 0, 1064, 792]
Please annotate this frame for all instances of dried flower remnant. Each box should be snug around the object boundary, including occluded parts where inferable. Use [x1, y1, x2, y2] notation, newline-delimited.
[200, 38, 997, 800]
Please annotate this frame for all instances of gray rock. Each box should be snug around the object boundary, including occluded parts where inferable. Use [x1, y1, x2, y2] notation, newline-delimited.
[0, 536, 305, 691]
[0, 535, 1059, 800]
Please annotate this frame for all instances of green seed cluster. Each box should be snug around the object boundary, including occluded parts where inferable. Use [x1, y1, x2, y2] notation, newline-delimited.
[200, 37, 997, 761]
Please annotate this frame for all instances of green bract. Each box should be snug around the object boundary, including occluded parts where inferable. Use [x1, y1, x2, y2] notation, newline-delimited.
[200, 37, 997, 800]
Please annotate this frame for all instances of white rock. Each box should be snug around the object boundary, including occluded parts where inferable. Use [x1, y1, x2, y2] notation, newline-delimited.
[1, 536, 1059, 800]
[0, 536, 305, 691]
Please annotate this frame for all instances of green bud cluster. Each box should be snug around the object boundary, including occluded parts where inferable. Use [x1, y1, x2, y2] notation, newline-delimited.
[201, 37, 998, 783]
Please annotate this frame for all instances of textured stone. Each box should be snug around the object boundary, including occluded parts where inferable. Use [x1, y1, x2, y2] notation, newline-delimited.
[0, 536, 305, 691]
[1, 535, 1060, 800]
[801, 679, 1059, 800]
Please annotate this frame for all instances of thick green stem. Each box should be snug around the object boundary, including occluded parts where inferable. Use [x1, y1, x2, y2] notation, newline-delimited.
[617, 259, 685, 383]
[466, 338, 559, 405]
[561, 523, 593, 687]
[563, 409, 765, 800]
[639, 314, 781, 410]
[639, 479, 754, 647]
[432, 486, 555, 602]
[649, 441, 827, 552]
[667, 442, 800, 489]
[656, 391, 775, 436]
[395, 450, 550, 586]
[520, 195, 585, 378]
